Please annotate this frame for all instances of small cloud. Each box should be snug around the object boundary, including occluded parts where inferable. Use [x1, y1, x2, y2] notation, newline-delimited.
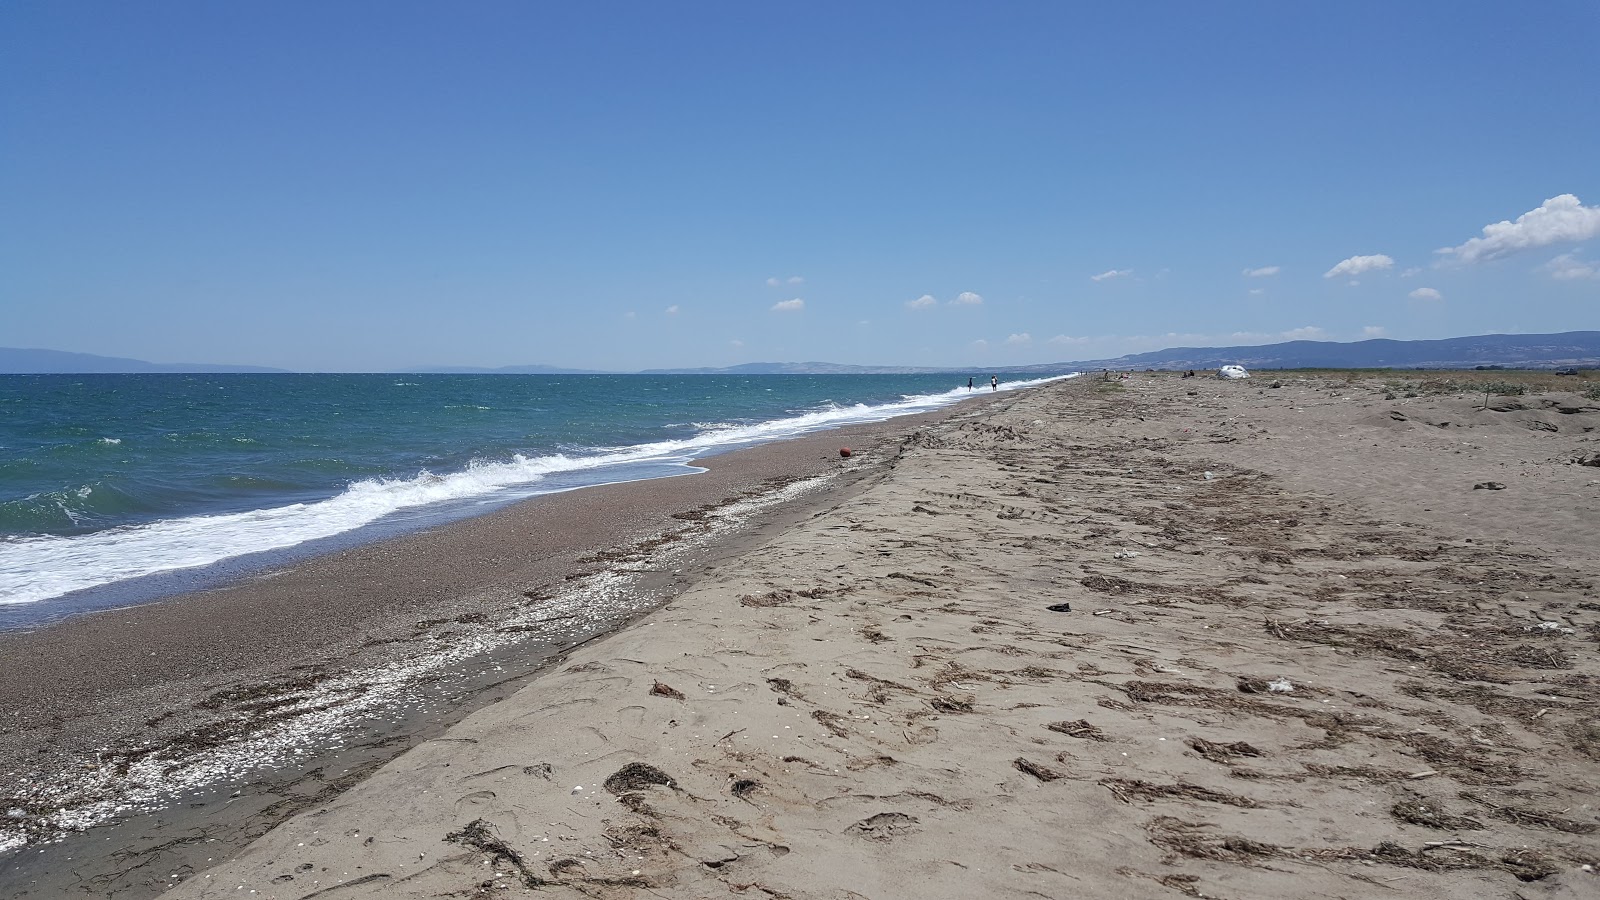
[1242, 265, 1280, 278]
[1005, 332, 1032, 345]
[1323, 254, 1394, 279]
[788, 275, 804, 285]
[971, 339, 989, 350]
[766, 275, 805, 286]
[1401, 266, 1422, 278]
[664, 305, 680, 315]
[1408, 287, 1443, 301]
[1543, 252, 1599, 281]
[765, 277, 780, 287]
[1280, 326, 1328, 341]
[624, 311, 637, 320]
[952, 291, 984, 305]
[905, 294, 938, 310]
[1438, 194, 1600, 264]
[770, 298, 805, 312]
[857, 319, 871, 326]
[1249, 288, 1265, 295]
[1090, 268, 1133, 282]
[1362, 326, 1388, 338]
[1049, 334, 1091, 345]
[729, 338, 744, 348]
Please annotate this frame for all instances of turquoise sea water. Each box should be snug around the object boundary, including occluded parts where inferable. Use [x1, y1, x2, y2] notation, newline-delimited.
[0, 373, 1067, 624]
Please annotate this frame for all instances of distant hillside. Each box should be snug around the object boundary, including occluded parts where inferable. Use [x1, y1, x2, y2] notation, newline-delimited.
[1039, 331, 1600, 372]
[8, 331, 1595, 375]
[406, 364, 607, 375]
[639, 361, 961, 375]
[0, 348, 288, 374]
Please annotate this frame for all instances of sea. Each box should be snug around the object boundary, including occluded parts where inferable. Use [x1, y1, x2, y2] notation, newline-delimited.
[0, 372, 1068, 628]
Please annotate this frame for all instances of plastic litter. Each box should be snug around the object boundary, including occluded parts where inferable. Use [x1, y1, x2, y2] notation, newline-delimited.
[1267, 678, 1295, 693]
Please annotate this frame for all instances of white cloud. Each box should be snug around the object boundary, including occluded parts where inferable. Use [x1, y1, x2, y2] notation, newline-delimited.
[971, 339, 989, 351]
[1438, 194, 1600, 263]
[770, 298, 805, 312]
[1049, 334, 1091, 345]
[624, 311, 637, 320]
[1249, 288, 1264, 295]
[1090, 268, 1133, 282]
[1400, 266, 1422, 278]
[664, 305, 680, 315]
[1323, 254, 1394, 279]
[1242, 265, 1280, 278]
[766, 275, 805, 286]
[1408, 287, 1443, 301]
[905, 294, 938, 310]
[952, 291, 984, 306]
[729, 338, 744, 348]
[1362, 326, 1388, 338]
[1544, 252, 1599, 281]
[1005, 332, 1032, 345]
[765, 277, 780, 287]
[1280, 326, 1329, 341]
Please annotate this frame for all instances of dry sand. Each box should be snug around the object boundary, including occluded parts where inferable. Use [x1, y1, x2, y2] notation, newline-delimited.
[20, 373, 1600, 898]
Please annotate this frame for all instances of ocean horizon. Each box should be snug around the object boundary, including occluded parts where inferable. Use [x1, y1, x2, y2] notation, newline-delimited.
[0, 372, 1070, 627]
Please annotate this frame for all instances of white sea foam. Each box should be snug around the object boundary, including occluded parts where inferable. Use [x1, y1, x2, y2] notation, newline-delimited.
[0, 375, 1071, 607]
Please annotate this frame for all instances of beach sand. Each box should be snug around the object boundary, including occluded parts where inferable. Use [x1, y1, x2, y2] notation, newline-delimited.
[13, 373, 1600, 898]
[0, 404, 978, 898]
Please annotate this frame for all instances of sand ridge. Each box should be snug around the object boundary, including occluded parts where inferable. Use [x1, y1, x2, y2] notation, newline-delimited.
[147, 374, 1599, 898]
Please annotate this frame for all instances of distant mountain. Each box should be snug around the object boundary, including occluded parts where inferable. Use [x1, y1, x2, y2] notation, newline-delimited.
[1038, 331, 1600, 373]
[406, 364, 608, 375]
[0, 347, 289, 374]
[638, 361, 964, 375]
[8, 331, 1595, 376]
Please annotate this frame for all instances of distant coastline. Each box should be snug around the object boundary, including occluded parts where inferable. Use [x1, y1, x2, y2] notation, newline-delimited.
[5, 330, 1597, 375]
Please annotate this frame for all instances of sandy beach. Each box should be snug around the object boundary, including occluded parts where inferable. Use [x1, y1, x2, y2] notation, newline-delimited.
[9, 373, 1600, 898]
[0, 400, 986, 898]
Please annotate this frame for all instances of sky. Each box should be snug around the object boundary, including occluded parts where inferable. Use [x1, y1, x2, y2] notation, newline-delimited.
[2, 2, 1597, 372]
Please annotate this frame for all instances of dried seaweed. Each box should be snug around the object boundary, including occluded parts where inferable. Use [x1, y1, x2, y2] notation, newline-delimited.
[1389, 796, 1483, 830]
[446, 818, 552, 888]
[1046, 719, 1107, 741]
[811, 709, 850, 737]
[649, 680, 686, 700]
[603, 762, 674, 794]
[1187, 737, 1264, 763]
[930, 695, 975, 713]
[1013, 758, 1061, 782]
[1144, 816, 1279, 864]
[1103, 778, 1258, 808]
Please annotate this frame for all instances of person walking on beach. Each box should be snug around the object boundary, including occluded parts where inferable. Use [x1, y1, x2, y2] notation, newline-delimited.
[968, 377, 974, 391]
[990, 375, 998, 391]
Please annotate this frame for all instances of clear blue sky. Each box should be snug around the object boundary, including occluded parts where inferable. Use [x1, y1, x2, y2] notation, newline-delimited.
[3, 2, 1596, 371]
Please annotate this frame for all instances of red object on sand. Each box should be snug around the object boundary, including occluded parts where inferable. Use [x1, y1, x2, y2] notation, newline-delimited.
[839, 447, 852, 458]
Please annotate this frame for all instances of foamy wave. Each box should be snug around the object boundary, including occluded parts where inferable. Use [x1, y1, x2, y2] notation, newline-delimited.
[0, 374, 1072, 607]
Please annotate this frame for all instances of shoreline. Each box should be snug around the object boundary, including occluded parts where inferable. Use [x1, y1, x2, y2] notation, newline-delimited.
[0, 394, 1009, 898]
[151, 371, 1597, 899]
